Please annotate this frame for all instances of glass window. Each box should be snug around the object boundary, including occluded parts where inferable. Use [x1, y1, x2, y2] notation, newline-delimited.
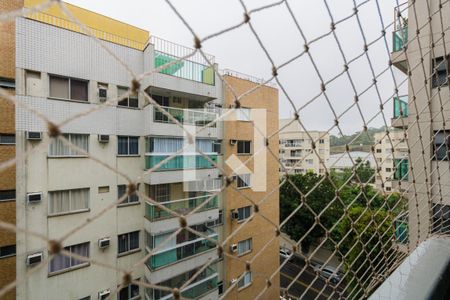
[237, 141, 251, 154]
[432, 56, 449, 88]
[432, 204, 450, 234]
[118, 231, 140, 254]
[238, 271, 252, 289]
[238, 206, 252, 221]
[118, 283, 140, 300]
[237, 238, 252, 255]
[236, 108, 251, 121]
[49, 242, 89, 273]
[0, 134, 15, 145]
[0, 245, 16, 258]
[48, 188, 89, 215]
[118, 87, 139, 108]
[118, 136, 139, 155]
[150, 184, 170, 202]
[70, 79, 88, 101]
[49, 76, 69, 99]
[117, 185, 139, 205]
[0, 190, 15, 201]
[49, 134, 89, 156]
[433, 131, 450, 160]
[237, 174, 251, 188]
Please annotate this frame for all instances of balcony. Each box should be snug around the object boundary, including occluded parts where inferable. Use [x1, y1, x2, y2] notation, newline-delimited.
[145, 266, 218, 300]
[153, 106, 218, 127]
[393, 158, 409, 181]
[390, 4, 408, 73]
[146, 229, 218, 270]
[391, 96, 408, 128]
[145, 154, 218, 171]
[145, 195, 218, 222]
[392, 27, 408, 53]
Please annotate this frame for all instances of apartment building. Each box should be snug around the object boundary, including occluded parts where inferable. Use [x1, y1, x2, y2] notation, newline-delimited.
[279, 119, 329, 176]
[0, 1, 22, 299]
[374, 131, 408, 193]
[390, 1, 450, 248]
[13, 1, 279, 299]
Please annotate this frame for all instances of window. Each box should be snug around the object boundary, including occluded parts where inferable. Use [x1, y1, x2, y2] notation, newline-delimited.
[49, 242, 89, 273]
[236, 107, 251, 121]
[150, 184, 170, 202]
[376, 149, 382, 153]
[386, 187, 392, 191]
[237, 238, 252, 255]
[432, 204, 450, 234]
[25, 70, 41, 96]
[118, 283, 140, 300]
[118, 231, 140, 254]
[49, 134, 89, 157]
[237, 206, 252, 221]
[432, 56, 449, 88]
[118, 136, 139, 155]
[237, 141, 251, 154]
[238, 271, 252, 289]
[386, 168, 392, 172]
[0, 190, 15, 201]
[237, 174, 251, 188]
[117, 185, 139, 205]
[49, 75, 88, 101]
[319, 139, 325, 144]
[118, 86, 138, 108]
[146, 137, 215, 153]
[79, 297, 90, 300]
[218, 281, 223, 295]
[0, 134, 15, 145]
[48, 188, 89, 215]
[213, 141, 222, 154]
[306, 159, 313, 165]
[433, 131, 450, 160]
[0, 245, 16, 258]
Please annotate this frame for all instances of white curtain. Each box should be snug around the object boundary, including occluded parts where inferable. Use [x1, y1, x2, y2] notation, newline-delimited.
[49, 188, 88, 214]
[49, 134, 89, 156]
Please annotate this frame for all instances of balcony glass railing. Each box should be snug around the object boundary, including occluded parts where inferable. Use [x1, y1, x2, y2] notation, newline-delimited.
[393, 96, 408, 118]
[153, 106, 217, 127]
[393, 26, 408, 52]
[394, 159, 408, 181]
[145, 195, 218, 221]
[145, 266, 218, 300]
[145, 154, 218, 170]
[146, 232, 218, 270]
[395, 218, 408, 244]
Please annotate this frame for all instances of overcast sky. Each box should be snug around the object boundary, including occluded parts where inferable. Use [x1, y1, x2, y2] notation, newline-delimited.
[65, 0, 407, 135]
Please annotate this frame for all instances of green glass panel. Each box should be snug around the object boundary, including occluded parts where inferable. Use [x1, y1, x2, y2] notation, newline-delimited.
[393, 26, 408, 52]
[154, 52, 184, 75]
[393, 96, 409, 118]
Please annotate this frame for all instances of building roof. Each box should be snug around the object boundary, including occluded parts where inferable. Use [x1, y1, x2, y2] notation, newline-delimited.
[326, 151, 375, 169]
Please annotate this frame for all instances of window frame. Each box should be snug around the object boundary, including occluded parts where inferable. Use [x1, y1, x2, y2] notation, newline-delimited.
[117, 86, 139, 108]
[238, 271, 252, 290]
[49, 242, 90, 275]
[48, 188, 90, 216]
[118, 231, 140, 256]
[0, 245, 16, 259]
[236, 174, 251, 189]
[117, 136, 140, 156]
[49, 74, 88, 102]
[117, 282, 140, 300]
[433, 130, 450, 161]
[0, 134, 15, 145]
[48, 133, 90, 157]
[432, 204, 450, 234]
[117, 185, 139, 206]
[0, 190, 16, 202]
[237, 140, 251, 155]
[237, 206, 252, 222]
[237, 238, 252, 256]
[431, 55, 449, 89]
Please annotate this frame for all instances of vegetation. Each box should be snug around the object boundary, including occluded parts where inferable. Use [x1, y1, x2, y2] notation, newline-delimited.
[280, 172, 406, 296]
[330, 127, 386, 147]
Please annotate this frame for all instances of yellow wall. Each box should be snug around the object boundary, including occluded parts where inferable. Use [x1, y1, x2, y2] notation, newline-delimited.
[24, 0, 149, 50]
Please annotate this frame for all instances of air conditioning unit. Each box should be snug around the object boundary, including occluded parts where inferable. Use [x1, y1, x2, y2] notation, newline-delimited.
[27, 192, 42, 204]
[26, 131, 42, 141]
[230, 244, 238, 253]
[98, 237, 110, 249]
[26, 252, 42, 266]
[98, 135, 109, 143]
[231, 210, 239, 220]
[99, 87, 107, 102]
[98, 289, 111, 300]
[229, 139, 237, 145]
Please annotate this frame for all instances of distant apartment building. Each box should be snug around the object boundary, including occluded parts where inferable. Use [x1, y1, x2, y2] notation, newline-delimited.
[13, 1, 279, 299]
[389, 1, 449, 248]
[326, 151, 375, 173]
[0, 1, 22, 299]
[374, 131, 408, 193]
[279, 119, 329, 175]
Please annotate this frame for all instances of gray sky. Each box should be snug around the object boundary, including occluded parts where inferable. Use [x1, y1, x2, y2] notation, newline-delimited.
[65, 0, 407, 135]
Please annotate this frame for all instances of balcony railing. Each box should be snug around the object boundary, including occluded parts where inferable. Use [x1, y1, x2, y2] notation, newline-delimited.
[151, 36, 215, 85]
[153, 106, 218, 127]
[285, 143, 302, 148]
[394, 215, 408, 244]
[146, 231, 218, 270]
[145, 266, 218, 300]
[145, 154, 218, 170]
[394, 159, 409, 181]
[393, 96, 409, 118]
[145, 195, 218, 222]
[392, 26, 408, 52]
